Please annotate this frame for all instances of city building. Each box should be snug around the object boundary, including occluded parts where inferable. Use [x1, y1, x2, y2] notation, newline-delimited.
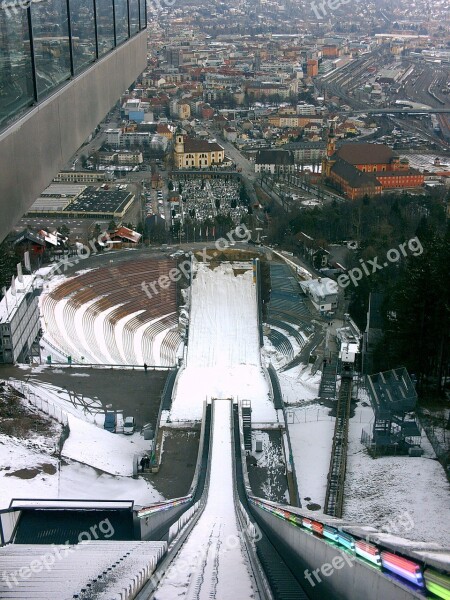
[307, 59, 319, 77]
[156, 124, 174, 140]
[268, 113, 311, 127]
[245, 82, 291, 100]
[105, 129, 169, 151]
[323, 45, 340, 58]
[282, 141, 327, 163]
[54, 172, 106, 183]
[255, 150, 295, 174]
[110, 226, 142, 245]
[322, 133, 425, 199]
[98, 151, 144, 166]
[0, 275, 40, 364]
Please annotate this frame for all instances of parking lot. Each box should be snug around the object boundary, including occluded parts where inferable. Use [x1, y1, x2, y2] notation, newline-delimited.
[1, 365, 169, 431]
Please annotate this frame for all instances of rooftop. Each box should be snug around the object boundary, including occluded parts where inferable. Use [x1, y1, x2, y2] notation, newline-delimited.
[300, 277, 339, 300]
[65, 187, 134, 215]
[183, 137, 224, 153]
[334, 143, 399, 165]
[368, 367, 418, 414]
[0, 275, 36, 324]
[331, 158, 381, 189]
[255, 149, 294, 165]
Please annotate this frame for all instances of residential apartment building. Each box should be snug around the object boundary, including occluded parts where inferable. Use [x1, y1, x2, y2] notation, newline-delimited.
[282, 141, 327, 163]
[0, 277, 40, 364]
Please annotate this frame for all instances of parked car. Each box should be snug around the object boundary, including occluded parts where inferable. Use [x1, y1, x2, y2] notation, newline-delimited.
[104, 411, 116, 433]
[123, 416, 135, 435]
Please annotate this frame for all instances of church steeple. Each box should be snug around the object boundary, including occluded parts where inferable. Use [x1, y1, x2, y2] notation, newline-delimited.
[327, 122, 336, 158]
[175, 131, 184, 154]
[322, 122, 337, 178]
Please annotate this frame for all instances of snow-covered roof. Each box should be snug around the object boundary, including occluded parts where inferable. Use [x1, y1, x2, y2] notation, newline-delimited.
[9, 499, 134, 510]
[111, 226, 142, 243]
[0, 275, 36, 324]
[300, 277, 338, 300]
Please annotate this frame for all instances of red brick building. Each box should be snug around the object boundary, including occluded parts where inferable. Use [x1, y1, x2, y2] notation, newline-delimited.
[322, 45, 340, 58]
[323, 137, 424, 199]
[307, 59, 319, 77]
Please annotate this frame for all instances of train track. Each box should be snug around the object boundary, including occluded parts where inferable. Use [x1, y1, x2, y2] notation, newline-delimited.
[324, 375, 353, 518]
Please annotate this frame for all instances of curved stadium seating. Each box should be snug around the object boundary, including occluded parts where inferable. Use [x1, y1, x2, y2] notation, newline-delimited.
[41, 258, 183, 366]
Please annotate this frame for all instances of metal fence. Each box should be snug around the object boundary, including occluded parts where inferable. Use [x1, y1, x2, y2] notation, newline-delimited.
[286, 408, 334, 423]
[417, 410, 449, 462]
[7, 381, 68, 426]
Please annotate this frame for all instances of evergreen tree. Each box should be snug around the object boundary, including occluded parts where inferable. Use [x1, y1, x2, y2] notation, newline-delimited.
[0, 240, 17, 296]
[380, 225, 449, 392]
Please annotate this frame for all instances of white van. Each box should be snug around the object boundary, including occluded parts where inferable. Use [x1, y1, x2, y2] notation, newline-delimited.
[124, 416, 135, 435]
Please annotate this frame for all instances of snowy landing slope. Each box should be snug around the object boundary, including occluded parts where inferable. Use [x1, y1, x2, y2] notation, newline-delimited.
[170, 264, 277, 423]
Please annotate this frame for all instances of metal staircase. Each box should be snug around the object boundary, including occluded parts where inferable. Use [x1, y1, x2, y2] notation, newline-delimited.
[242, 400, 252, 451]
[324, 374, 353, 517]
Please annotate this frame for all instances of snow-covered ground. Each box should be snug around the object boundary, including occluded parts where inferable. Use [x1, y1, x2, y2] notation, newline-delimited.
[278, 364, 321, 404]
[262, 325, 304, 368]
[284, 376, 450, 543]
[344, 389, 450, 546]
[8, 376, 104, 424]
[169, 263, 277, 423]
[62, 414, 151, 476]
[277, 364, 329, 509]
[288, 405, 335, 510]
[154, 400, 255, 600]
[251, 430, 289, 502]
[0, 380, 163, 508]
[0, 435, 162, 509]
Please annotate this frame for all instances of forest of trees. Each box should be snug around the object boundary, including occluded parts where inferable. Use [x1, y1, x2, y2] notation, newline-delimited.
[375, 223, 449, 393]
[267, 191, 450, 394]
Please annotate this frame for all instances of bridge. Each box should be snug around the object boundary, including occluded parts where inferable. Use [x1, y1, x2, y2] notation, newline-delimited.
[341, 108, 450, 115]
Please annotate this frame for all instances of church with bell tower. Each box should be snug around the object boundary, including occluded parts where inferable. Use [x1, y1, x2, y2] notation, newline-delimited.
[320, 123, 424, 199]
[173, 130, 225, 169]
[322, 122, 336, 177]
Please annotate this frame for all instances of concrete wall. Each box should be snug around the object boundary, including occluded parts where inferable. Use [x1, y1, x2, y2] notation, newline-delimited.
[136, 502, 191, 542]
[0, 31, 147, 243]
[252, 506, 423, 600]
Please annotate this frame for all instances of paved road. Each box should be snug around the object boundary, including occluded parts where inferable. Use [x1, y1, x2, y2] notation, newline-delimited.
[1, 364, 167, 429]
[204, 126, 256, 182]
